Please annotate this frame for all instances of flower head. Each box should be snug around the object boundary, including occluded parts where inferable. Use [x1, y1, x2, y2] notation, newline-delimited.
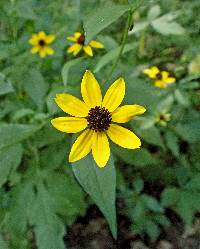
[143, 66, 176, 88]
[67, 32, 104, 57]
[29, 31, 55, 58]
[155, 111, 171, 126]
[51, 70, 146, 167]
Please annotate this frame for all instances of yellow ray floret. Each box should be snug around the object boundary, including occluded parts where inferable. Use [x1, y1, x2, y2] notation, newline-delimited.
[51, 70, 146, 168]
[29, 31, 55, 58]
[67, 32, 104, 57]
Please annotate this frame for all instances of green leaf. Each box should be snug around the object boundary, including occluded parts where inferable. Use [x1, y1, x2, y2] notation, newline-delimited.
[174, 89, 190, 107]
[24, 69, 48, 110]
[94, 43, 136, 73]
[147, 5, 161, 21]
[0, 73, 14, 96]
[16, 0, 37, 20]
[152, 15, 184, 35]
[61, 57, 84, 86]
[161, 187, 179, 207]
[142, 194, 164, 213]
[146, 220, 160, 241]
[0, 144, 23, 187]
[84, 3, 130, 43]
[164, 130, 179, 157]
[0, 123, 40, 150]
[0, 234, 8, 249]
[30, 183, 66, 249]
[72, 153, 117, 238]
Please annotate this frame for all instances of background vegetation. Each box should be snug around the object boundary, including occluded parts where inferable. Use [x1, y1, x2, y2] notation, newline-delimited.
[0, 0, 200, 248]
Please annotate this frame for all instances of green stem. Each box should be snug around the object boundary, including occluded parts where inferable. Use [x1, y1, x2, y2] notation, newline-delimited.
[104, 10, 132, 84]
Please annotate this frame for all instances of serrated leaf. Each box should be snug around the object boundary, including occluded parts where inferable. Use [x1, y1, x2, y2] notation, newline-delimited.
[94, 43, 136, 73]
[72, 153, 117, 238]
[0, 144, 23, 187]
[164, 130, 179, 157]
[161, 187, 179, 207]
[24, 69, 48, 110]
[84, 3, 130, 43]
[61, 57, 84, 86]
[0, 123, 40, 150]
[142, 194, 164, 213]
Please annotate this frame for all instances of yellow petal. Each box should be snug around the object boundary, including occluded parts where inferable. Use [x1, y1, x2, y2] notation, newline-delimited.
[83, 45, 93, 56]
[29, 34, 39, 45]
[161, 71, 170, 80]
[38, 31, 46, 39]
[143, 66, 160, 79]
[92, 132, 110, 168]
[102, 78, 125, 112]
[165, 77, 176, 84]
[55, 93, 89, 117]
[51, 117, 87, 133]
[67, 36, 77, 42]
[31, 46, 39, 54]
[107, 124, 141, 149]
[89, 40, 104, 48]
[81, 70, 102, 108]
[45, 34, 55, 44]
[69, 129, 94, 162]
[67, 44, 82, 55]
[39, 48, 47, 58]
[74, 32, 82, 39]
[112, 105, 146, 123]
[44, 46, 54, 55]
[154, 80, 167, 88]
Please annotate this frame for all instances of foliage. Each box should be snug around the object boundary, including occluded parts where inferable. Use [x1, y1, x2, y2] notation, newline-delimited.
[0, 0, 200, 248]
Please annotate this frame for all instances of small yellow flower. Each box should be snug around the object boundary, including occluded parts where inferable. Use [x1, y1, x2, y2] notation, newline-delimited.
[155, 112, 171, 126]
[29, 31, 55, 58]
[143, 66, 160, 79]
[67, 32, 104, 57]
[51, 70, 146, 168]
[154, 71, 176, 89]
[143, 66, 176, 89]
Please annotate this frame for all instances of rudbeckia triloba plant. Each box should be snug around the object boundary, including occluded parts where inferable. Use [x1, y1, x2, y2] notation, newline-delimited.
[51, 70, 146, 167]
[67, 32, 104, 56]
[29, 31, 55, 58]
[143, 66, 176, 88]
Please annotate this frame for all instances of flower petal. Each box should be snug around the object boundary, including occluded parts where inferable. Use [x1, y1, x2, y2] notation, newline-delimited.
[45, 46, 54, 55]
[81, 70, 102, 108]
[67, 44, 82, 55]
[45, 34, 55, 44]
[55, 93, 89, 117]
[165, 77, 176, 84]
[38, 31, 46, 39]
[154, 80, 167, 88]
[89, 40, 104, 48]
[51, 117, 87, 133]
[112, 105, 146, 123]
[83, 45, 93, 56]
[29, 34, 39, 45]
[74, 32, 82, 39]
[67, 36, 77, 42]
[143, 66, 160, 79]
[39, 48, 47, 58]
[107, 124, 141, 149]
[69, 129, 94, 162]
[31, 46, 39, 54]
[92, 132, 110, 167]
[102, 78, 125, 112]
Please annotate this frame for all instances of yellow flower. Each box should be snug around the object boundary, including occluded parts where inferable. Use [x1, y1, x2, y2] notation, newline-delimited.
[143, 66, 160, 79]
[154, 71, 176, 88]
[155, 112, 171, 126]
[67, 32, 104, 57]
[51, 70, 146, 168]
[143, 66, 176, 89]
[29, 31, 55, 58]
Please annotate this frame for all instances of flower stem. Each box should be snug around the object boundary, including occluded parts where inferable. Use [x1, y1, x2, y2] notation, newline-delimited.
[104, 10, 132, 84]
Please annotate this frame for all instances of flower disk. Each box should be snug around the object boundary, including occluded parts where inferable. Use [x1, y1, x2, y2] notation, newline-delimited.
[86, 106, 112, 132]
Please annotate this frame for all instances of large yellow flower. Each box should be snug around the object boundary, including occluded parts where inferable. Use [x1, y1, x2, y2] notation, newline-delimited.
[67, 32, 104, 57]
[29, 31, 55, 58]
[143, 66, 176, 88]
[51, 70, 146, 168]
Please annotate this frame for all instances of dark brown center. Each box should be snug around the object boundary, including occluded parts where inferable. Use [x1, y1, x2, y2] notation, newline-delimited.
[77, 34, 85, 45]
[39, 39, 45, 46]
[86, 106, 112, 132]
[156, 72, 162, 80]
